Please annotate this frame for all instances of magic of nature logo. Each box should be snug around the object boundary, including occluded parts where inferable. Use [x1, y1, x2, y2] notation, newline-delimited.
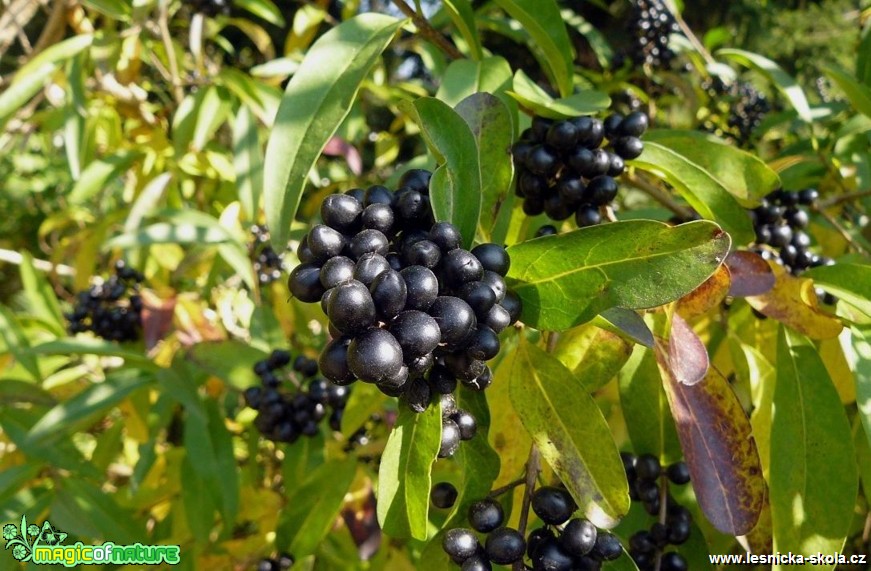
[3, 515, 180, 567]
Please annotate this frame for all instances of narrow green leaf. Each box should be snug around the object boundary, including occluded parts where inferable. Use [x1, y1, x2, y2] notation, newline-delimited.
[123, 173, 172, 234]
[0, 307, 41, 381]
[233, 106, 264, 221]
[644, 130, 780, 207]
[717, 48, 812, 123]
[25, 372, 152, 447]
[435, 57, 513, 108]
[339, 381, 388, 439]
[191, 86, 232, 152]
[507, 69, 610, 119]
[19, 252, 65, 335]
[443, 0, 482, 60]
[805, 262, 871, 318]
[848, 326, 871, 453]
[0, 35, 93, 127]
[180, 455, 218, 543]
[206, 400, 239, 527]
[29, 337, 157, 370]
[276, 458, 357, 556]
[454, 93, 514, 243]
[858, 26, 871, 86]
[617, 346, 681, 461]
[509, 340, 630, 525]
[770, 327, 857, 563]
[82, 0, 131, 19]
[408, 97, 482, 243]
[187, 341, 266, 390]
[69, 151, 138, 205]
[377, 404, 442, 539]
[52, 478, 142, 543]
[264, 14, 404, 247]
[492, 0, 574, 97]
[235, 0, 286, 27]
[65, 54, 87, 180]
[630, 142, 756, 245]
[506, 220, 731, 331]
[593, 308, 654, 348]
[823, 65, 871, 119]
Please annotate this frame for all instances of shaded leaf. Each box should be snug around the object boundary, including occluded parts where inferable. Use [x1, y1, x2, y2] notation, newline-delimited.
[725, 251, 776, 297]
[770, 327, 857, 560]
[377, 404, 442, 539]
[235, 0, 285, 27]
[746, 262, 842, 340]
[507, 69, 610, 119]
[264, 14, 404, 247]
[443, 0, 482, 60]
[593, 308, 654, 348]
[656, 332, 765, 535]
[630, 142, 756, 245]
[644, 130, 780, 206]
[823, 65, 871, 119]
[506, 220, 730, 331]
[509, 339, 629, 525]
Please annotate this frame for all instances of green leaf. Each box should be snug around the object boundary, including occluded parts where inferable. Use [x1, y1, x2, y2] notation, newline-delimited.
[492, 0, 574, 97]
[435, 57, 513, 108]
[823, 65, 871, 119]
[25, 371, 152, 447]
[187, 341, 266, 390]
[82, 0, 131, 19]
[29, 337, 157, 370]
[717, 48, 812, 123]
[592, 308, 654, 348]
[655, 316, 765, 535]
[407, 97, 482, 244]
[339, 381, 388, 439]
[0, 35, 93, 128]
[52, 478, 141, 544]
[506, 220, 731, 331]
[277, 458, 357, 556]
[0, 307, 41, 381]
[233, 106, 264, 221]
[507, 69, 610, 119]
[443, 0, 482, 60]
[191, 86, 232, 152]
[68, 151, 139, 205]
[180, 454, 218, 543]
[508, 339, 629, 525]
[644, 130, 780, 207]
[805, 262, 871, 317]
[19, 252, 65, 335]
[848, 326, 871, 453]
[858, 26, 871, 86]
[65, 54, 87, 180]
[630, 142, 755, 244]
[234, 0, 286, 27]
[264, 14, 404, 247]
[618, 346, 681, 461]
[377, 404, 442, 539]
[553, 323, 633, 392]
[454, 93, 514, 243]
[770, 327, 857, 562]
[206, 400, 239, 527]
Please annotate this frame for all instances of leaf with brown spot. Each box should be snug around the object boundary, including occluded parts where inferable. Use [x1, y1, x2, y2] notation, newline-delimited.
[677, 264, 731, 319]
[552, 324, 633, 392]
[508, 338, 630, 526]
[745, 262, 842, 340]
[725, 250, 775, 297]
[655, 322, 765, 535]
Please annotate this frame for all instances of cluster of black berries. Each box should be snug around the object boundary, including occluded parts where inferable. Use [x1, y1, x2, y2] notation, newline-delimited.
[243, 350, 350, 443]
[255, 553, 294, 571]
[749, 188, 835, 277]
[66, 261, 144, 342]
[626, 0, 683, 69]
[190, 0, 231, 17]
[287, 169, 521, 419]
[511, 112, 648, 228]
[623, 453, 692, 571]
[250, 225, 284, 285]
[438, 484, 625, 570]
[438, 393, 477, 458]
[702, 78, 771, 145]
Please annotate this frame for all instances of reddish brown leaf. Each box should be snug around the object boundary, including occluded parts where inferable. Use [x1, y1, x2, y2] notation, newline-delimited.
[658, 314, 708, 386]
[676, 264, 730, 319]
[655, 342, 766, 535]
[323, 136, 363, 175]
[141, 291, 176, 351]
[726, 251, 775, 297]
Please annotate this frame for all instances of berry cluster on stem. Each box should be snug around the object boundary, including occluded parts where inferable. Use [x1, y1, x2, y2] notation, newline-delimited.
[66, 260, 144, 342]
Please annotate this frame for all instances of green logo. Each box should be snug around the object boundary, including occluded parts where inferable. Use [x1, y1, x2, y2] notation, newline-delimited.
[3, 516, 180, 567]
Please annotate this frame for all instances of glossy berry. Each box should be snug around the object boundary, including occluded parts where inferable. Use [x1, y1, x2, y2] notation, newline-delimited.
[546, 121, 579, 149]
[318, 337, 354, 385]
[666, 461, 691, 485]
[442, 528, 479, 561]
[364, 185, 393, 206]
[442, 249, 485, 288]
[471, 244, 511, 276]
[347, 329, 403, 383]
[620, 111, 650, 137]
[576, 205, 601, 227]
[531, 486, 575, 525]
[461, 556, 492, 571]
[429, 296, 477, 348]
[354, 253, 391, 286]
[428, 365, 457, 394]
[429, 222, 463, 251]
[349, 229, 389, 259]
[485, 527, 526, 565]
[613, 136, 644, 159]
[401, 266, 439, 311]
[592, 532, 623, 561]
[361, 203, 394, 234]
[458, 281, 497, 319]
[327, 280, 376, 335]
[439, 418, 461, 458]
[403, 239, 441, 268]
[307, 225, 346, 261]
[560, 518, 597, 557]
[531, 537, 574, 571]
[452, 410, 477, 440]
[288, 263, 325, 303]
[585, 175, 619, 206]
[468, 498, 504, 533]
[660, 552, 688, 571]
[635, 454, 661, 480]
[500, 290, 522, 324]
[390, 310, 441, 358]
[320, 256, 355, 289]
[321, 194, 362, 232]
[431, 482, 458, 509]
[466, 326, 501, 361]
[536, 225, 558, 237]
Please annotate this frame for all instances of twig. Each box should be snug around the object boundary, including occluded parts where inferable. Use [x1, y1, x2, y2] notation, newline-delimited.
[818, 189, 871, 209]
[626, 172, 694, 219]
[602, 205, 618, 223]
[665, 0, 715, 67]
[488, 478, 526, 498]
[158, 0, 184, 105]
[390, 0, 463, 60]
[653, 471, 669, 571]
[32, 0, 68, 55]
[0, 248, 76, 276]
[513, 444, 541, 571]
[812, 205, 871, 257]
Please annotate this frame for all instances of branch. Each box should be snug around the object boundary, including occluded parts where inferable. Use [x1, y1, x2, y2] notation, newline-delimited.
[513, 443, 541, 571]
[0, 248, 75, 276]
[818, 189, 871, 209]
[812, 204, 871, 257]
[32, 0, 68, 55]
[390, 0, 463, 60]
[625, 172, 694, 219]
[665, 0, 715, 67]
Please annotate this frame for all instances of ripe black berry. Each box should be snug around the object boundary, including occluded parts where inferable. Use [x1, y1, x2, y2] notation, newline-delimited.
[666, 461, 690, 485]
[442, 528, 479, 561]
[466, 326, 501, 361]
[370, 269, 407, 320]
[307, 225, 347, 261]
[613, 136, 644, 159]
[452, 410, 477, 440]
[531, 537, 574, 571]
[460, 556, 491, 571]
[470, 244, 510, 276]
[321, 194, 362, 233]
[347, 329, 404, 383]
[660, 552, 688, 571]
[442, 249, 485, 288]
[390, 310, 441, 358]
[361, 203, 395, 234]
[468, 498, 504, 532]
[349, 229, 389, 259]
[429, 296, 477, 348]
[620, 111, 650, 137]
[288, 263, 326, 303]
[585, 176, 619, 206]
[327, 280, 377, 335]
[439, 418, 461, 458]
[531, 487, 575, 525]
[401, 266, 439, 311]
[354, 252, 391, 286]
[560, 518, 597, 557]
[485, 527, 526, 565]
[592, 531, 623, 561]
[458, 281, 497, 319]
[364, 185, 393, 206]
[431, 482, 459, 509]
[320, 256, 355, 289]
[429, 221, 463, 251]
[635, 454, 661, 480]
